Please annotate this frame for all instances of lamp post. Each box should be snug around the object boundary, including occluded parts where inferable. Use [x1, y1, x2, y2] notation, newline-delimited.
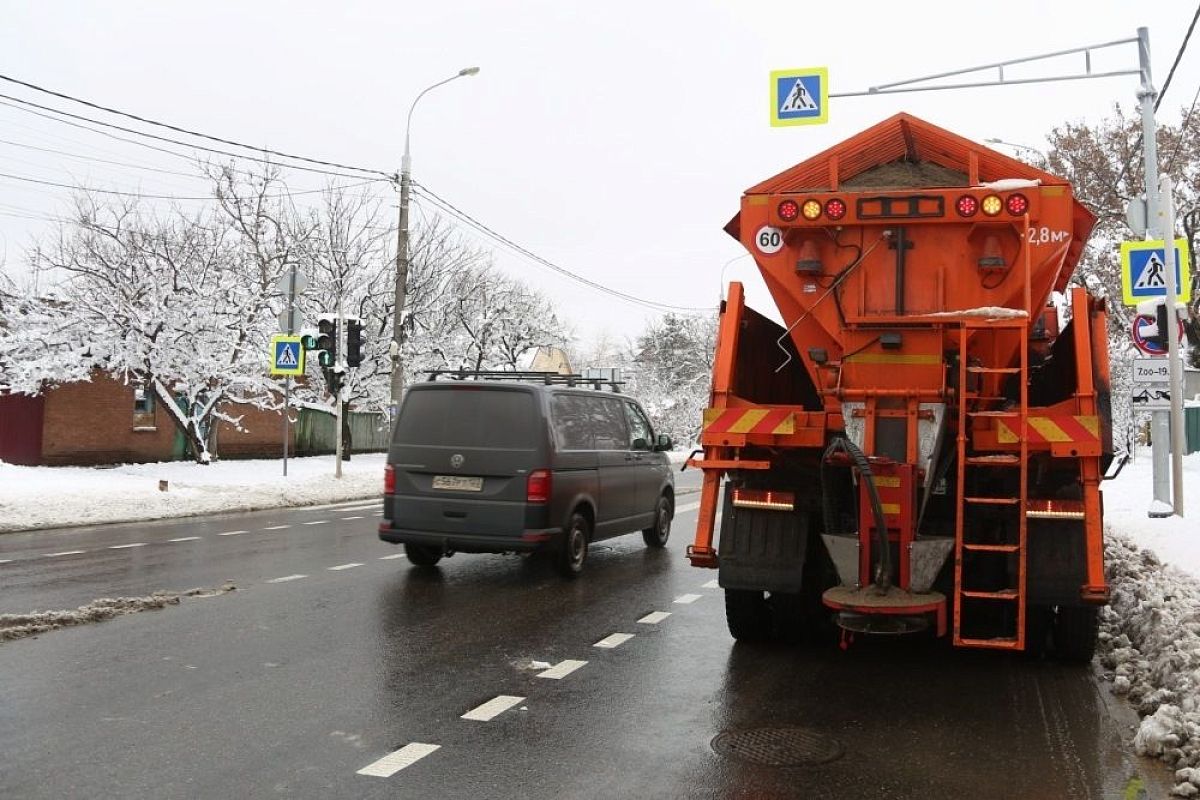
[390, 66, 480, 419]
[984, 138, 1047, 165]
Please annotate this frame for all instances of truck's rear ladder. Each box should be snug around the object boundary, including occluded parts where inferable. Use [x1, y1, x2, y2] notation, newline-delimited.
[953, 318, 1029, 650]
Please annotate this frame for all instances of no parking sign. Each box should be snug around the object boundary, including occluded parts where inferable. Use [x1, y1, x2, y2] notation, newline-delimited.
[1131, 314, 1185, 355]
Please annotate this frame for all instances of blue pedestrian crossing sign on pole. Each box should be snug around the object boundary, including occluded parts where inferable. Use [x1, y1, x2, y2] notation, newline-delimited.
[270, 335, 305, 376]
[770, 67, 828, 127]
[1120, 238, 1192, 306]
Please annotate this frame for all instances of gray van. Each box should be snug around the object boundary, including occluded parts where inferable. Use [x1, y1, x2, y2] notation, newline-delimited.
[378, 372, 675, 577]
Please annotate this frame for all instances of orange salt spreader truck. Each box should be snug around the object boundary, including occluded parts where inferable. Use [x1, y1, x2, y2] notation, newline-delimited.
[687, 114, 1113, 661]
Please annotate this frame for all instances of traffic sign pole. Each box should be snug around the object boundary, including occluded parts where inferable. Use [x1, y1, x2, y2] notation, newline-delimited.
[1159, 175, 1185, 516]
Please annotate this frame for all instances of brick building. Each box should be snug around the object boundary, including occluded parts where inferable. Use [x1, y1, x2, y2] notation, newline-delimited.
[0, 371, 298, 466]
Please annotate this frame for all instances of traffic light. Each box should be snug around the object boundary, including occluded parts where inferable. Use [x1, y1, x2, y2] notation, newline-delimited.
[323, 365, 345, 398]
[316, 317, 338, 368]
[346, 319, 363, 367]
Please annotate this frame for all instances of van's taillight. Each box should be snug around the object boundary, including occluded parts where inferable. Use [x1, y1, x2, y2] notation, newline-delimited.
[384, 464, 395, 495]
[527, 469, 551, 503]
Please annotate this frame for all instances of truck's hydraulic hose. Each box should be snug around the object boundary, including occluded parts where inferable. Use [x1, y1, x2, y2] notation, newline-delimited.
[821, 437, 892, 592]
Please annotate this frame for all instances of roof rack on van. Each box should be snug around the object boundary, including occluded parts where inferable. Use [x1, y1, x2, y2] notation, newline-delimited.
[424, 369, 625, 392]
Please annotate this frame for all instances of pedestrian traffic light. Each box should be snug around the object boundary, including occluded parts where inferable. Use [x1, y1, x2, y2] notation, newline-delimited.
[316, 317, 338, 367]
[345, 319, 363, 367]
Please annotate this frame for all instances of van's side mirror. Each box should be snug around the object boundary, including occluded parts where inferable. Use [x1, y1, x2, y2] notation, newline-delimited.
[655, 434, 673, 451]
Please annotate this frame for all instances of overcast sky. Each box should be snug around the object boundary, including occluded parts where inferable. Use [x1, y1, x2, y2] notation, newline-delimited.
[2, 1, 1198, 347]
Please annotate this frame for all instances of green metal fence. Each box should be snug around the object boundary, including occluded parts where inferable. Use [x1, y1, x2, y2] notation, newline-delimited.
[294, 407, 391, 456]
[1188, 406, 1200, 455]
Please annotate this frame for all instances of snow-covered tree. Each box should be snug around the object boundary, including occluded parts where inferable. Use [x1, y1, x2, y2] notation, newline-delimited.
[628, 312, 716, 447]
[1044, 104, 1199, 445]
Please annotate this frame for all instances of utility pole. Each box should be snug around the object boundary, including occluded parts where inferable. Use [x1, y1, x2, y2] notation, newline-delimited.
[390, 163, 411, 422]
[389, 67, 481, 425]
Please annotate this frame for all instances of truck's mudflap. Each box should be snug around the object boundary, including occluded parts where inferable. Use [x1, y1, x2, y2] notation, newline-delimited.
[717, 486, 809, 593]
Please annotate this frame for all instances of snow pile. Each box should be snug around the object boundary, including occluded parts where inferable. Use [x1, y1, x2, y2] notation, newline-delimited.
[0, 583, 235, 642]
[1100, 534, 1200, 797]
[0, 454, 386, 532]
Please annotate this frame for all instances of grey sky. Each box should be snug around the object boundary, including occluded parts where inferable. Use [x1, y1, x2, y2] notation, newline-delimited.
[1, 1, 1197, 344]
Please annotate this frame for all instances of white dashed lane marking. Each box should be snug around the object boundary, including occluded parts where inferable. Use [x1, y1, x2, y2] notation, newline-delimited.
[702, 579, 720, 589]
[356, 743, 440, 777]
[267, 574, 307, 583]
[0, 559, 11, 564]
[328, 563, 364, 571]
[218, 530, 248, 536]
[674, 594, 702, 604]
[638, 611, 671, 624]
[44, 550, 86, 558]
[537, 660, 587, 680]
[169, 536, 202, 542]
[262, 525, 290, 531]
[674, 501, 701, 514]
[303, 520, 329, 526]
[462, 695, 525, 721]
[379, 554, 406, 560]
[341, 515, 364, 520]
[109, 542, 147, 549]
[594, 633, 634, 649]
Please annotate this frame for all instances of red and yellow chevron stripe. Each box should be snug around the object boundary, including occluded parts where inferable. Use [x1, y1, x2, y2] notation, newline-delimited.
[703, 407, 795, 436]
[996, 414, 1100, 445]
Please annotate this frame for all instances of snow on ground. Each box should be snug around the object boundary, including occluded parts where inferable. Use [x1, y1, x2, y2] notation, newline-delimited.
[1099, 450, 1200, 796]
[1, 447, 1197, 790]
[0, 454, 388, 533]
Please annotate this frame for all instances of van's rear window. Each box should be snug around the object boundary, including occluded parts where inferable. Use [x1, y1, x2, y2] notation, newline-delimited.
[393, 388, 537, 449]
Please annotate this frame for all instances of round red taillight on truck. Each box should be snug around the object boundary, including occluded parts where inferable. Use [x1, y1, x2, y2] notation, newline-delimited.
[1006, 193, 1029, 215]
[824, 198, 847, 220]
[777, 199, 800, 222]
[955, 195, 979, 217]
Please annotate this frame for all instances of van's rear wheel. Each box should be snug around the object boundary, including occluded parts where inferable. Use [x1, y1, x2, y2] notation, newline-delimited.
[642, 495, 672, 548]
[554, 512, 590, 578]
[404, 543, 443, 567]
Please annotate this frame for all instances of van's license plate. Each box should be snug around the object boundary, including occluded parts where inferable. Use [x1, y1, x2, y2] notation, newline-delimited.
[432, 475, 483, 492]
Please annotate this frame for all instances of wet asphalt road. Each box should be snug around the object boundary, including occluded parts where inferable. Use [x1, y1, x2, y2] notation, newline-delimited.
[0, 480, 1172, 799]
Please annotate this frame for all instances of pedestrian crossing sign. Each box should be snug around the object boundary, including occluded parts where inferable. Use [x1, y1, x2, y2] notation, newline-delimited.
[270, 335, 305, 376]
[1120, 238, 1192, 306]
[770, 67, 828, 127]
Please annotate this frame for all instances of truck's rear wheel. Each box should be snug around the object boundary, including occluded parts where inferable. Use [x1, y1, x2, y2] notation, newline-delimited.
[1053, 605, 1099, 663]
[725, 589, 771, 641]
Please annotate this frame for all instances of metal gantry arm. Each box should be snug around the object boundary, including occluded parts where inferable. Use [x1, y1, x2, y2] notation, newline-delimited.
[830, 36, 1140, 98]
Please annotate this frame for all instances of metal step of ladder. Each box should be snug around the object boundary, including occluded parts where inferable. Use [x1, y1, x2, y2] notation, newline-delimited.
[953, 320, 1029, 651]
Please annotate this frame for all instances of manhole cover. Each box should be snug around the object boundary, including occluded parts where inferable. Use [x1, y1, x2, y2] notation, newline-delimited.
[711, 726, 843, 766]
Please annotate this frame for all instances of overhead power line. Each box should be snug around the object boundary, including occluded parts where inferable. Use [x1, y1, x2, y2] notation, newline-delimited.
[1155, 2, 1200, 113]
[412, 180, 710, 314]
[0, 72, 391, 180]
[0, 91, 389, 182]
[0, 169, 379, 202]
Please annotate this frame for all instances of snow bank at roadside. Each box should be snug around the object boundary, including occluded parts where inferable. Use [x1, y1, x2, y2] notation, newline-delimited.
[1101, 534, 1200, 797]
[0, 454, 386, 533]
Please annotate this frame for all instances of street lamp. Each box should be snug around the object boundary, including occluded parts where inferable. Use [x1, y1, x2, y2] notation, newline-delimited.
[390, 66, 480, 418]
[984, 137, 1048, 165]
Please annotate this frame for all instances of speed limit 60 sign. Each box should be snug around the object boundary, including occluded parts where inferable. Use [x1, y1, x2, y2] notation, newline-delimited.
[754, 225, 784, 254]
